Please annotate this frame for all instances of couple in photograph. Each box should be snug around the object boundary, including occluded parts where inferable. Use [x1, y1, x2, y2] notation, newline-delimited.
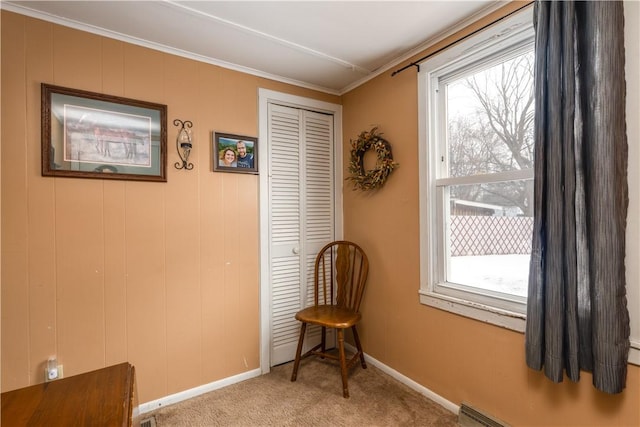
[219, 140, 253, 168]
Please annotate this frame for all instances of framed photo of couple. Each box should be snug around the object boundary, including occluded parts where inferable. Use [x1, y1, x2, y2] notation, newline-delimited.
[212, 132, 258, 174]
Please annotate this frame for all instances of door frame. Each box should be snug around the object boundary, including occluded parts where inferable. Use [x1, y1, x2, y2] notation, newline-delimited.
[258, 89, 343, 373]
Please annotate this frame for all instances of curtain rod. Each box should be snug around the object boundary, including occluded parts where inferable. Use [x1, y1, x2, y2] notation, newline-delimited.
[391, 1, 534, 77]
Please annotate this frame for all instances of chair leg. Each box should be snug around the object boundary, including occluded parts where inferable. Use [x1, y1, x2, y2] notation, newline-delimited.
[320, 326, 327, 357]
[290, 322, 307, 382]
[337, 328, 349, 398]
[351, 325, 367, 369]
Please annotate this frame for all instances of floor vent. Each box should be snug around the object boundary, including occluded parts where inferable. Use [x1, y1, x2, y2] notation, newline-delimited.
[140, 416, 157, 427]
[458, 402, 510, 427]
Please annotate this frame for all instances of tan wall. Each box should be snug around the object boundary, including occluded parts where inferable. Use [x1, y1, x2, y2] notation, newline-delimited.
[341, 2, 639, 426]
[0, 11, 338, 403]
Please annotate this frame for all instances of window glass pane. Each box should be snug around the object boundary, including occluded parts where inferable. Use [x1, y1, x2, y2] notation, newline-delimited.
[447, 180, 533, 297]
[446, 50, 534, 178]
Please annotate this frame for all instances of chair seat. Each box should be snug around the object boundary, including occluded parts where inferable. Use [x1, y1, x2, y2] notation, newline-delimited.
[295, 305, 361, 329]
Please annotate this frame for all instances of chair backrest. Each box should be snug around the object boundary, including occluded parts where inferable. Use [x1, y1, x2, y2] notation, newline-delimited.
[314, 241, 369, 312]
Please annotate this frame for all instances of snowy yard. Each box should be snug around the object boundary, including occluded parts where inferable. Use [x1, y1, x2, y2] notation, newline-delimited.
[449, 254, 530, 297]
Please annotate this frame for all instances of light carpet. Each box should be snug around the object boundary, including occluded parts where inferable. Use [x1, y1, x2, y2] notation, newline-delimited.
[148, 356, 458, 426]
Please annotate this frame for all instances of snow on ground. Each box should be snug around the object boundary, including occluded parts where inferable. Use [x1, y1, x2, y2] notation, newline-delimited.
[449, 254, 530, 297]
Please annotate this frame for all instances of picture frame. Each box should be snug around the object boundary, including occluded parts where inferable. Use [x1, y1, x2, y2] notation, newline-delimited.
[212, 132, 258, 174]
[41, 83, 167, 182]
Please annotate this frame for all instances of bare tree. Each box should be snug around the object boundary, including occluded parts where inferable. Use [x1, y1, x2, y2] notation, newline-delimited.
[448, 52, 535, 215]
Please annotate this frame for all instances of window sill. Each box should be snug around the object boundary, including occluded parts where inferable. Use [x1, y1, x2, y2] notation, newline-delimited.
[419, 290, 526, 332]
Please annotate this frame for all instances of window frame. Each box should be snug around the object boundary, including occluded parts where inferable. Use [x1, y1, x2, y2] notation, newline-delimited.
[418, 8, 534, 331]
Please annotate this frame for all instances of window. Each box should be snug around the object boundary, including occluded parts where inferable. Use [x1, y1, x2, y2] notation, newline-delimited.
[418, 8, 534, 330]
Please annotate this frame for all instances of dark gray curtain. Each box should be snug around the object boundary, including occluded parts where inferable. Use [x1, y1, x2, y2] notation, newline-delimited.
[525, 0, 630, 394]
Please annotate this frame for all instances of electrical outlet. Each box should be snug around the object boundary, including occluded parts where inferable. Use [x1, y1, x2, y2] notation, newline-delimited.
[44, 364, 63, 382]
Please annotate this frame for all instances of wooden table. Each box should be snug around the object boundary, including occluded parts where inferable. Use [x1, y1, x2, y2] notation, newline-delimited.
[1, 362, 136, 427]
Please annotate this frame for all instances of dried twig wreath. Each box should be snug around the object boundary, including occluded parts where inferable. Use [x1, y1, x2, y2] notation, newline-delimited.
[347, 127, 399, 191]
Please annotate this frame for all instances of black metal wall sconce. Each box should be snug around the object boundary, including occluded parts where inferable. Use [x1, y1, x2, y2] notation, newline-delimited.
[174, 119, 194, 170]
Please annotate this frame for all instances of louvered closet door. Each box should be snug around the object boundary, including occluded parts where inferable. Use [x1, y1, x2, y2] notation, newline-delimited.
[268, 103, 335, 366]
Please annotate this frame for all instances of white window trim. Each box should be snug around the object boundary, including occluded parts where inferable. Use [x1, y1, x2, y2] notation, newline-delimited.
[418, 8, 534, 332]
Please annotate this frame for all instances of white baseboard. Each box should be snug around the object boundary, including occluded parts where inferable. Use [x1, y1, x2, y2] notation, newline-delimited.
[138, 349, 459, 417]
[138, 368, 262, 415]
[344, 343, 459, 415]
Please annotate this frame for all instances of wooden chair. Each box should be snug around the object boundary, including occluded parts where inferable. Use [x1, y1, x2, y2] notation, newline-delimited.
[290, 240, 369, 398]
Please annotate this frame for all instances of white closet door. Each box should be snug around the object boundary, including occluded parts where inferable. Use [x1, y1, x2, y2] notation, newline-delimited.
[269, 104, 334, 366]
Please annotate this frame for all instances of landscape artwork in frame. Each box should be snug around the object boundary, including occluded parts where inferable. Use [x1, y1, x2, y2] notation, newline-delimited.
[212, 132, 258, 174]
[41, 83, 167, 182]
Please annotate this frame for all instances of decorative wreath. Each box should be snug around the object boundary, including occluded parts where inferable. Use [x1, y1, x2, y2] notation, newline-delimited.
[347, 127, 399, 191]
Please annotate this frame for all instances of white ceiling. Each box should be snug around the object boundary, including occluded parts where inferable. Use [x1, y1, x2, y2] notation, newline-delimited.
[3, 1, 502, 95]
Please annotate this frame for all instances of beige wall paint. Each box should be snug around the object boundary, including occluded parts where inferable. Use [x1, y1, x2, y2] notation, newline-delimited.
[0, 11, 337, 403]
[341, 2, 639, 426]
